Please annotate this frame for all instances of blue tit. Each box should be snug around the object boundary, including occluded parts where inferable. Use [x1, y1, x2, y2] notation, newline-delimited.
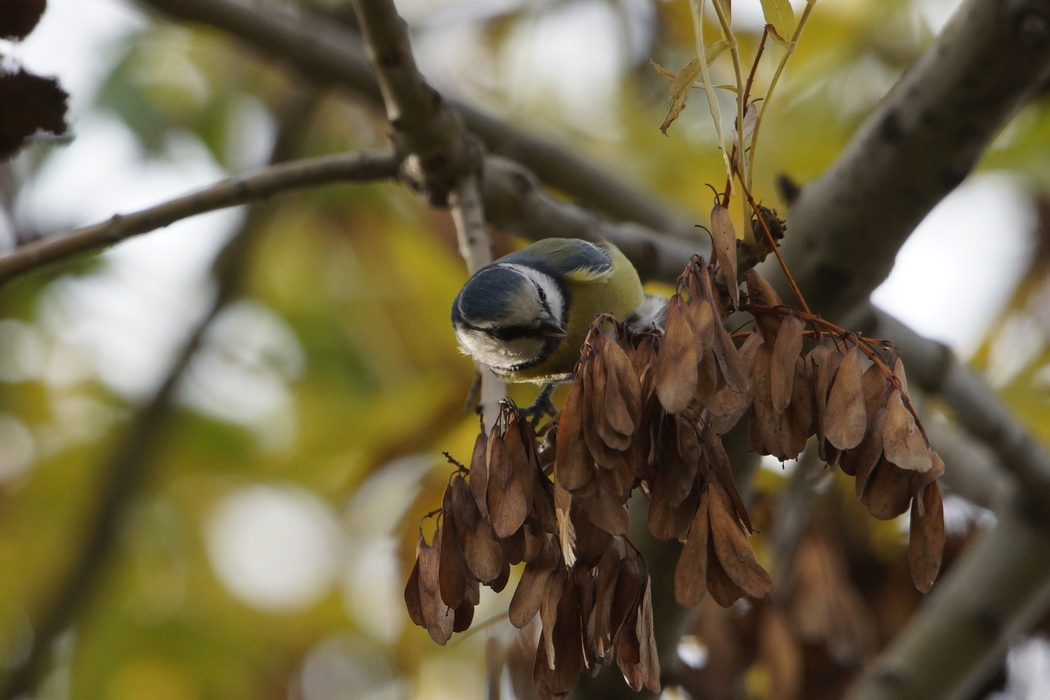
[451, 238, 665, 384]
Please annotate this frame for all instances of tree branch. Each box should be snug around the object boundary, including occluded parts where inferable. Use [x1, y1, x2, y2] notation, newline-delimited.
[853, 304, 1050, 519]
[765, 0, 1050, 321]
[0, 150, 397, 286]
[135, 0, 696, 237]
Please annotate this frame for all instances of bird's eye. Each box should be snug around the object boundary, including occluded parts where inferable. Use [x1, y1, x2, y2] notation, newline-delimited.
[537, 287, 547, 302]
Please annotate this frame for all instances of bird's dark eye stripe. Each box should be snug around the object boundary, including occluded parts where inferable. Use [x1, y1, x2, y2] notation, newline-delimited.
[488, 325, 542, 341]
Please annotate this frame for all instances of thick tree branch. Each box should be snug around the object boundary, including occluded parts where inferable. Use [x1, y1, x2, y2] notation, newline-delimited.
[135, 0, 696, 237]
[0, 150, 397, 286]
[765, 0, 1050, 320]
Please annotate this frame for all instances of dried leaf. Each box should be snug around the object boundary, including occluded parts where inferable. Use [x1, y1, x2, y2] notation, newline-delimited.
[909, 481, 945, 593]
[882, 391, 932, 473]
[710, 204, 739, 307]
[708, 476, 772, 599]
[675, 486, 710, 607]
[656, 295, 698, 413]
[770, 315, 803, 413]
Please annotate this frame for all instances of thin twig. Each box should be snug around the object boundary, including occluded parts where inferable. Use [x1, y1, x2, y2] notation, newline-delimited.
[746, 0, 817, 186]
[0, 150, 398, 288]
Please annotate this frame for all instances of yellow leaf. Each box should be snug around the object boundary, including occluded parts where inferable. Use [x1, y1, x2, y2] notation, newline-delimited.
[658, 41, 728, 134]
[760, 0, 795, 38]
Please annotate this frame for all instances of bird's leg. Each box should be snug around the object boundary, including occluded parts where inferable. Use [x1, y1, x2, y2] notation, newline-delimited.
[464, 369, 483, 414]
[521, 383, 558, 425]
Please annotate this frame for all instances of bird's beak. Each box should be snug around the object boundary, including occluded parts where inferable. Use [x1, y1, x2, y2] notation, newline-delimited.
[537, 317, 567, 338]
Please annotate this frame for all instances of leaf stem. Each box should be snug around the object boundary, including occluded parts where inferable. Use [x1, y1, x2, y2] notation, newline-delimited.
[689, 0, 733, 182]
[746, 0, 818, 187]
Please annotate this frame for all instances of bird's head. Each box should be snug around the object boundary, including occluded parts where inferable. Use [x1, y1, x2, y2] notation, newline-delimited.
[451, 263, 567, 377]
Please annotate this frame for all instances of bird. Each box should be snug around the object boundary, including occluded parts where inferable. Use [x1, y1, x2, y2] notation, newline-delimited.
[451, 239, 665, 395]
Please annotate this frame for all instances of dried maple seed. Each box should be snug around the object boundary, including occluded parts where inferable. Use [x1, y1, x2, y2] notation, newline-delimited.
[655, 294, 698, 413]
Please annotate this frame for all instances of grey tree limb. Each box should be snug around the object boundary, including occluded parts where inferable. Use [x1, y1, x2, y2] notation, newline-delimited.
[0, 150, 398, 287]
[136, 0, 696, 237]
[764, 0, 1050, 321]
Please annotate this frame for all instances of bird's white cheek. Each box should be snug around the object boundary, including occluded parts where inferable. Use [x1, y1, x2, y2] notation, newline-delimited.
[454, 328, 545, 370]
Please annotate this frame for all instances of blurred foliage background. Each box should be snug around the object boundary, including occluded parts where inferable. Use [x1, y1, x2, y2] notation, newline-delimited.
[2, 0, 1050, 698]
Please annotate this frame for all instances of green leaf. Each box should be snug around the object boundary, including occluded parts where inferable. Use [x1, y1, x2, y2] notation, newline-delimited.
[655, 40, 728, 134]
[760, 0, 795, 39]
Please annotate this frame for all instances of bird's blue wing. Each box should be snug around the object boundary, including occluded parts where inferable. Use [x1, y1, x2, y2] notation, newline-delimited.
[504, 239, 614, 282]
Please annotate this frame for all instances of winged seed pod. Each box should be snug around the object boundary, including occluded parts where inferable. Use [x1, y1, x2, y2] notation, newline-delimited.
[413, 251, 947, 698]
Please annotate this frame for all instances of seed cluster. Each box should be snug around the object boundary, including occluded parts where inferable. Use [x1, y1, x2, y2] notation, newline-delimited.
[406, 255, 945, 699]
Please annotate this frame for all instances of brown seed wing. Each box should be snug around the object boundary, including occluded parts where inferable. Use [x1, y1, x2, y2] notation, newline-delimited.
[602, 339, 641, 440]
[744, 269, 784, 345]
[842, 406, 886, 487]
[675, 486, 710, 607]
[708, 476, 773, 599]
[655, 295, 698, 413]
[488, 430, 530, 538]
[909, 481, 945, 593]
[710, 204, 739, 307]
[861, 460, 918, 520]
[580, 477, 630, 536]
[405, 543, 425, 628]
[540, 568, 566, 669]
[439, 493, 468, 608]
[770, 315, 804, 413]
[704, 425, 752, 533]
[509, 540, 560, 627]
[824, 347, 867, 450]
[469, 431, 489, 520]
[633, 577, 661, 692]
[554, 377, 596, 493]
[882, 391, 932, 473]
[706, 537, 747, 608]
[451, 476, 503, 583]
[418, 537, 455, 645]
[593, 540, 622, 659]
